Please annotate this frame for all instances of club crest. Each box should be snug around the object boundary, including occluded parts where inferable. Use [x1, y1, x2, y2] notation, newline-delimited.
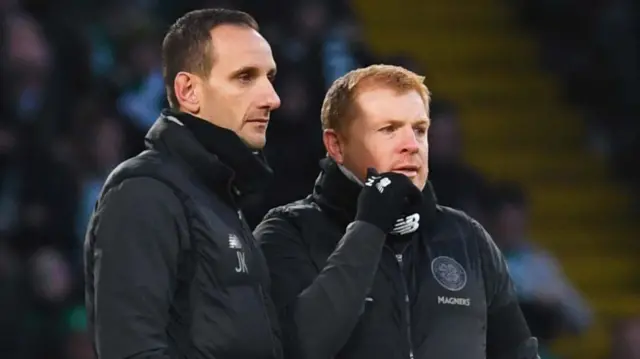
[431, 256, 467, 291]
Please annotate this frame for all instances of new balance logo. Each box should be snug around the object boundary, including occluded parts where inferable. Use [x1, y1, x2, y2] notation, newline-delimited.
[228, 234, 242, 249]
[391, 213, 420, 235]
[375, 177, 391, 193]
[364, 176, 391, 193]
[364, 176, 379, 187]
[364, 175, 391, 193]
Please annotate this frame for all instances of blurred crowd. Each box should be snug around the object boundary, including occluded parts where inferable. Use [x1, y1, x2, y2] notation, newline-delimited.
[0, 0, 637, 358]
[512, 0, 640, 190]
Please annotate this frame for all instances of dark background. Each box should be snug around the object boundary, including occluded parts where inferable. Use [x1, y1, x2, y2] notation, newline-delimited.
[0, 0, 638, 358]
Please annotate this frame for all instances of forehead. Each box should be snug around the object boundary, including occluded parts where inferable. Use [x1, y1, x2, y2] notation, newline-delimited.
[354, 87, 428, 125]
[209, 24, 275, 71]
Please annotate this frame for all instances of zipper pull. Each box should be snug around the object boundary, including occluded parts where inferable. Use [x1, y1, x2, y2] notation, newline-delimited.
[395, 254, 403, 266]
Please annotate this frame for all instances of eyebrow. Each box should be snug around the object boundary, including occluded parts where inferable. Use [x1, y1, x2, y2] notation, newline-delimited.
[384, 118, 430, 127]
[230, 66, 277, 78]
[414, 117, 430, 126]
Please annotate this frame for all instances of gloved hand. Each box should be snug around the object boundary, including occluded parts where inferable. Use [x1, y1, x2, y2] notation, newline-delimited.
[355, 168, 423, 233]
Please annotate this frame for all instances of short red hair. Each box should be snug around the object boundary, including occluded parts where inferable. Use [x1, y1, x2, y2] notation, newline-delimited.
[321, 64, 431, 134]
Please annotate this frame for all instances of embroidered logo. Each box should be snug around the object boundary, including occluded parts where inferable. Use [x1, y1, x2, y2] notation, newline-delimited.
[431, 256, 467, 291]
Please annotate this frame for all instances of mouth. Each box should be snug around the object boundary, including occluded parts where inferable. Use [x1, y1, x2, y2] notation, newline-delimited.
[392, 165, 420, 177]
[246, 118, 269, 124]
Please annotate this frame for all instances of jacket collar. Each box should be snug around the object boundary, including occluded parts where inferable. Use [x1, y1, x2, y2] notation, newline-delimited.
[144, 109, 272, 205]
[312, 157, 438, 231]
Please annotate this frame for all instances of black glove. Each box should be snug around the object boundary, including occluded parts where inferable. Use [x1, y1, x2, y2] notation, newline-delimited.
[355, 168, 423, 233]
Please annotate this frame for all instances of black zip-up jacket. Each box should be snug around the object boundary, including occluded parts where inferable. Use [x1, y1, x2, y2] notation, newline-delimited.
[84, 110, 282, 359]
[254, 159, 539, 359]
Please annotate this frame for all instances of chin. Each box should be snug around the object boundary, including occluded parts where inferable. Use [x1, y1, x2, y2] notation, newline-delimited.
[243, 136, 266, 151]
[413, 177, 427, 191]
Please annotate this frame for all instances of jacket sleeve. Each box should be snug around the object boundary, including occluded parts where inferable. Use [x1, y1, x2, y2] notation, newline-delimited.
[474, 220, 540, 359]
[89, 177, 188, 359]
[254, 214, 386, 359]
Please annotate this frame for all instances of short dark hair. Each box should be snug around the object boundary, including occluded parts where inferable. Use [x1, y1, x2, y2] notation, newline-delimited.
[162, 8, 259, 108]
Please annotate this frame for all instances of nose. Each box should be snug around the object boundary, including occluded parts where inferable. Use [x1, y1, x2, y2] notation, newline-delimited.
[261, 80, 281, 111]
[400, 126, 420, 154]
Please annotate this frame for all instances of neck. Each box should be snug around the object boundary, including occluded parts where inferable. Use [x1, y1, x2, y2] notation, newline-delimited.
[177, 110, 263, 153]
[158, 109, 273, 199]
[337, 163, 364, 186]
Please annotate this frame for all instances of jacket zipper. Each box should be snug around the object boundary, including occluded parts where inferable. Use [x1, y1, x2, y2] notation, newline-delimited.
[258, 284, 279, 358]
[387, 247, 415, 359]
[237, 209, 278, 358]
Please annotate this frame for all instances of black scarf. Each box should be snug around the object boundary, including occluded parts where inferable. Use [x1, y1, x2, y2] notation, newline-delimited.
[312, 158, 438, 242]
[145, 109, 273, 206]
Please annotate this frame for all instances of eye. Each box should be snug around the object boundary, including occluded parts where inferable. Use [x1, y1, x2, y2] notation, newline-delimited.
[380, 125, 396, 134]
[267, 71, 276, 83]
[414, 126, 428, 136]
[237, 72, 254, 84]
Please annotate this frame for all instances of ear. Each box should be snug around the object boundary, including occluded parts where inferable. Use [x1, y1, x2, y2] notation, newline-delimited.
[323, 129, 344, 164]
[174, 72, 200, 113]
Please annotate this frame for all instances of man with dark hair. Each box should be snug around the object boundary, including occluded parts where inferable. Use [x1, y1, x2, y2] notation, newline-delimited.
[84, 8, 282, 359]
[161, 9, 259, 109]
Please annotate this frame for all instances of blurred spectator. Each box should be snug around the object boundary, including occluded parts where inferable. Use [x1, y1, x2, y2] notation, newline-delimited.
[29, 246, 73, 305]
[2, 140, 77, 261]
[322, 10, 377, 87]
[488, 182, 592, 346]
[2, 248, 78, 358]
[71, 109, 128, 263]
[63, 305, 94, 359]
[0, 239, 31, 358]
[115, 21, 165, 132]
[3, 10, 58, 139]
[276, 1, 376, 96]
[275, 0, 330, 101]
[427, 99, 490, 224]
[611, 317, 640, 359]
[252, 67, 325, 226]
